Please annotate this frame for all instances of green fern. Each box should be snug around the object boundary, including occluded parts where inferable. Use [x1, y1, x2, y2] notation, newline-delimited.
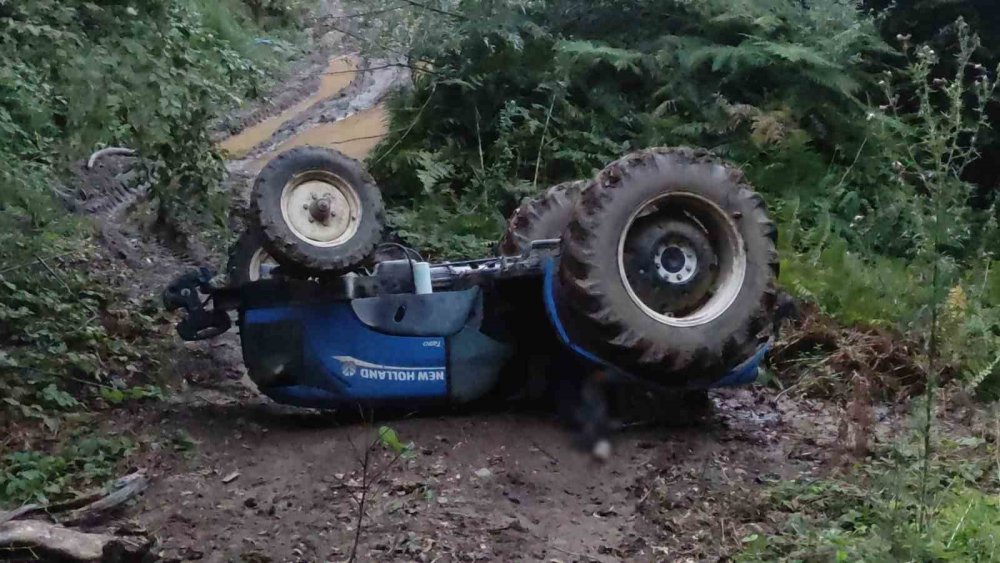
[964, 352, 1000, 395]
[412, 151, 456, 194]
[755, 40, 840, 69]
[556, 40, 643, 72]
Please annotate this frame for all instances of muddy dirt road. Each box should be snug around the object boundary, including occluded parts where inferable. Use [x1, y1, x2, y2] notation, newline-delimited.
[134, 381, 841, 562]
[78, 16, 857, 563]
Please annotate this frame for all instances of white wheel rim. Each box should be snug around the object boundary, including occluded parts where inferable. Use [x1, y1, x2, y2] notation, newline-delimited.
[617, 192, 747, 328]
[279, 170, 362, 248]
[248, 248, 277, 282]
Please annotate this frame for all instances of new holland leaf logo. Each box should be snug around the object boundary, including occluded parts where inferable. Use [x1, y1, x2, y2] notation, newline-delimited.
[333, 356, 446, 382]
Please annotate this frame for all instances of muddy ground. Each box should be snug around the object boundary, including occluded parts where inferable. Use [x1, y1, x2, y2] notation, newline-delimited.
[126, 382, 851, 562]
[58, 11, 897, 563]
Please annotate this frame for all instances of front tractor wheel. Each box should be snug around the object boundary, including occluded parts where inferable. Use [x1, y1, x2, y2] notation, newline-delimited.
[228, 226, 281, 287]
[498, 180, 589, 256]
[559, 147, 778, 381]
[251, 146, 385, 274]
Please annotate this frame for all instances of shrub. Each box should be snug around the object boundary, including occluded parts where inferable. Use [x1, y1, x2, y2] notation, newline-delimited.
[352, 0, 890, 259]
[0, 1, 301, 419]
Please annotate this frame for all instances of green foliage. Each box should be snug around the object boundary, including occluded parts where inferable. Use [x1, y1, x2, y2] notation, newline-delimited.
[0, 434, 134, 507]
[377, 425, 414, 457]
[99, 384, 166, 405]
[0, 1, 301, 421]
[867, 19, 1000, 394]
[774, 190, 928, 328]
[165, 428, 200, 454]
[0, 230, 167, 419]
[739, 426, 1000, 561]
[355, 0, 890, 259]
[0, 0, 304, 228]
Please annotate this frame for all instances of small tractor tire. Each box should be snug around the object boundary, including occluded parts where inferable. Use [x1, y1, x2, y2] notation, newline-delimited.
[227, 226, 283, 287]
[251, 146, 384, 274]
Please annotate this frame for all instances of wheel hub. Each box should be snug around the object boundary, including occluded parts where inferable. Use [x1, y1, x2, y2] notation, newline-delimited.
[309, 196, 335, 222]
[279, 172, 362, 248]
[656, 243, 698, 284]
[622, 217, 717, 317]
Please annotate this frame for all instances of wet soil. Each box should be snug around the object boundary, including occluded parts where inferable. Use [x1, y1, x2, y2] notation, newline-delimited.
[129, 381, 845, 562]
[219, 57, 360, 158]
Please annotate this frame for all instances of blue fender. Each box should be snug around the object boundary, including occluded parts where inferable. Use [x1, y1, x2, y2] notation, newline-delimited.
[540, 257, 769, 389]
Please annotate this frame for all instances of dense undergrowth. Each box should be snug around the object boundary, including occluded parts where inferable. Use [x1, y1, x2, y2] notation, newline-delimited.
[0, 0, 304, 506]
[740, 412, 1000, 561]
[352, 0, 1000, 558]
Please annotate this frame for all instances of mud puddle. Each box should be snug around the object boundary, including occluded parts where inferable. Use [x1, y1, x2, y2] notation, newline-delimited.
[263, 104, 388, 161]
[219, 57, 359, 158]
[220, 55, 404, 182]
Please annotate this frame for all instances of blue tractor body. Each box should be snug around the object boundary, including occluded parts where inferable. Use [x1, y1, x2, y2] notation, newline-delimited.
[179, 253, 769, 410]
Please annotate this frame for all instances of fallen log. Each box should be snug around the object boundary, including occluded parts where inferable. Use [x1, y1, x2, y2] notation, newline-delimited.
[0, 471, 149, 527]
[62, 472, 149, 526]
[0, 504, 42, 526]
[0, 520, 153, 562]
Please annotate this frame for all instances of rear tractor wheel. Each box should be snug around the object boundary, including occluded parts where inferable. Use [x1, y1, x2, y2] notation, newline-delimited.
[559, 147, 778, 381]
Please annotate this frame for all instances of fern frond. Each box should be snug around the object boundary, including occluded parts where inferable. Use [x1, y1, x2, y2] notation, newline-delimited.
[557, 40, 643, 72]
[683, 43, 771, 73]
[803, 68, 862, 96]
[965, 352, 1000, 395]
[755, 40, 840, 69]
[412, 150, 455, 194]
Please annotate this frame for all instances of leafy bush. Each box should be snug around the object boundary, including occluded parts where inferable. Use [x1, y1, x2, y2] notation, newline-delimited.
[0, 434, 135, 507]
[0, 1, 301, 420]
[354, 0, 891, 258]
[0, 229, 170, 427]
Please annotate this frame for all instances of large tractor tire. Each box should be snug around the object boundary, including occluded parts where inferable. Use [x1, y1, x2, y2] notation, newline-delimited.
[559, 147, 778, 381]
[251, 146, 384, 274]
[498, 180, 589, 256]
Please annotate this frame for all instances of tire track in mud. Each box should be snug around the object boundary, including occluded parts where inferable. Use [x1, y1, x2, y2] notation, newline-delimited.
[72, 155, 156, 272]
[218, 56, 360, 159]
[224, 56, 405, 181]
[76, 47, 404, 286]
[72, 154, 212, 292]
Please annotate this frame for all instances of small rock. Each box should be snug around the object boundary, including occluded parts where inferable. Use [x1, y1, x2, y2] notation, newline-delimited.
[179, 546, 204, 560]
[592, 440, 611, 461]
[474, 468, 492, 479]
[222, 471, 240, 484]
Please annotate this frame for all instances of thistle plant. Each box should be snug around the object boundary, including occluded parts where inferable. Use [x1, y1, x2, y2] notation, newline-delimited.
[872, 17, 999, 530]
